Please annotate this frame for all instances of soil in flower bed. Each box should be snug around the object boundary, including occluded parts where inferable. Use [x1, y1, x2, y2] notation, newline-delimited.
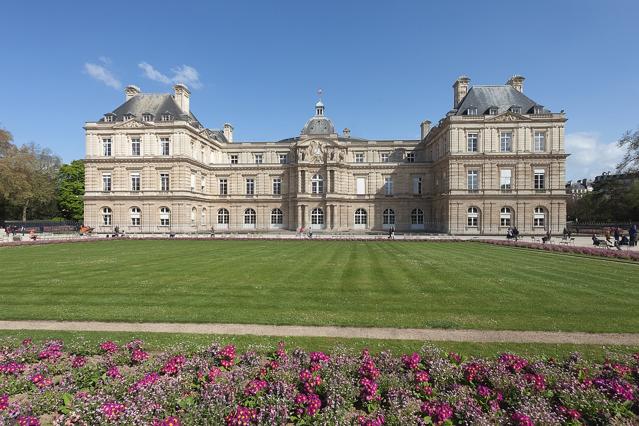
[1, 338, 638, 425]
[1, 240, 639, 333]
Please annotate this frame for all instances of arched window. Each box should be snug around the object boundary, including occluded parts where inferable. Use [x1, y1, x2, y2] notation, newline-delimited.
[201, 208, 207, 225]
[467, 207, 479, 227]
[533, 207, 546, 227]
[500, 207, 512, 227]
[160, 207, 171, 226]
[271, 208, 283, 224]
[311, 208, 324, 225]
[102, 207, 112, 226]
[218, 208, 229, 224]
[191, 207, 197, 224]
[244, 208, 256, 224]
[411, 208, 424, 225]
[130, 207, 141, 226]
[311, 174, 324, 194]
[354, 208, 367, 225]
[383, 208, 395, 225]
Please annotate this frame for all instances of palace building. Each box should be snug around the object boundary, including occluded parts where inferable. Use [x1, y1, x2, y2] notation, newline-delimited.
[84, 76, 568, 235]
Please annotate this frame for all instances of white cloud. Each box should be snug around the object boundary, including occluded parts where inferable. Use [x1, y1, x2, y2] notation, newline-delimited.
[84, 62, 121, 89]
[138, 62, 202, 89]
[565, 132, 622, 180]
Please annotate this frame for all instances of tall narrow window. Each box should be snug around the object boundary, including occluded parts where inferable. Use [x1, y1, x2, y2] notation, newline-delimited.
[413, 176, 423, 195]
[102, 138, 112, 156]
[201, 176, 206, 192]
[500, 132, 512, 152]
[131, 138, 141, 156]
[131, 172, 140, 191]
[329, 170, 335, 193]
[191, 207, 196, 224]
[218, 208, 229, 224]
[102, 207, 112, 225]
[534, 169, 546, 190]
[534, 207, 546, 227]
[130, 207, 141, 226]
[384, 176, 393, 196]
[160, 207, 171, 226]
[354, 208, 367, 225]
[534, 132, 546, 152]
[190, 174, 196, 191]
[467, 170, 479, 191]
[244, 208, 256, 224]
[201, 208, 207, 225]
[160, 173, 170, 191]
[246, 178, 255, 195]
[467, 207, 479, 227]
[500, 207, 512, 227]
[271, 208, 283, 225]
[383, 208, 395, 225]
[356, 177, 366, 195]
[300, 171, 306, 192]
[411, 208, 424, 225]
[311, 208, 324, 225]
[467, 133, 478, 152]
[160, 138, 170, 156]
[500, 169, 512, 191]
[102, 173, 112, 192]
[273, 177, 281, 195]
[219, 178, 228, 195]
[311, 174, 324, 194]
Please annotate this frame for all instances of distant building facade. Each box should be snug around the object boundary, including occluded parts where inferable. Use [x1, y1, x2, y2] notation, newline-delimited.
[84, 76, 568, 235]
[566, 179, 593, 198]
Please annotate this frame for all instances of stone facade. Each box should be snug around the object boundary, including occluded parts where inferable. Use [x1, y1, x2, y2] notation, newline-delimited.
[84, 76, 567, 235]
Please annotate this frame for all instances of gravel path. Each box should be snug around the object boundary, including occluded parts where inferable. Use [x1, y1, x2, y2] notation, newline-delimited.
[0, 321, 638, 345]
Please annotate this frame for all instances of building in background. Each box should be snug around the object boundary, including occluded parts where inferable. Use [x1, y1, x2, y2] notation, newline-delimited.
[84, 76, 567, 235]
[566, 179, 593, 198]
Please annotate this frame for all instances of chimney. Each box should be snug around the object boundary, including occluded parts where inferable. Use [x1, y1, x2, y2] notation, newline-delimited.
[223, 123, 234, 143]
[506, 75, 525, 92]
[125, 85, 140, 101]
[452, 75, 470, 108]
[420, 120, 431, 141]
[343, 128, 351, 138]
[173, 83, 191, 114]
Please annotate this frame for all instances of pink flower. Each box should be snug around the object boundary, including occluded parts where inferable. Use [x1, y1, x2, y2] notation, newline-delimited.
[401, 352, 421, 370]
[131, 348, 149, 364]
[128, 372, 160, 393]
[0, 394, 8, 411]
[101, 401, 125, 420]
[0, 362, 26, 375]
[218, 345, 236, 368]
[30, 373, 52, 389]
[106, 366, 122, 379]
[100, 340, 119, 353]
[420, 401, 453, 424]
[208, 366, 222, 382]
[71, 356, 86, 368]
[153, 416, 181, 426]
[17, 416, 40, 426]
[243, 379, 268, 396]
[511, 412, 534, 426]
[162, 355, 186, 375]
[225, 406, 257, 425]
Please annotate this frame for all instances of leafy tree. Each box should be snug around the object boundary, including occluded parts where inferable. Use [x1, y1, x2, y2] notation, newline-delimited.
[57, 160, 84, 221]
[617, 128, 639, 173]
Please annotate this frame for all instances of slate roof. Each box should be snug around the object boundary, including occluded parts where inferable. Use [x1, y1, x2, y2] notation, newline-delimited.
[455, 85, 548, 116]
[100, 94, 203, 127]
[301, 116, 336, 135]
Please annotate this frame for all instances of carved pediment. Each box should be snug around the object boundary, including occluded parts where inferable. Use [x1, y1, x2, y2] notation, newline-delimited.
[487, 111, 532, 122]
[296, 139, 346, 164]
[113, 119, 146, 129]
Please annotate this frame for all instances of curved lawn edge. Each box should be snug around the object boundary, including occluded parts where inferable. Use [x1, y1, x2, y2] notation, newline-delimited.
[480, 239, 639, 262]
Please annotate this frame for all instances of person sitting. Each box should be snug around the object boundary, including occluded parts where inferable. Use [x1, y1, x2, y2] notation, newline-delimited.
[506, 227, 514, 240]
[541, 230, 552, 244]
[620, 235, 630, 246]
[512, 227, 520, 241]
[29, 230, 37, 241]
[592, 234, 602, 246]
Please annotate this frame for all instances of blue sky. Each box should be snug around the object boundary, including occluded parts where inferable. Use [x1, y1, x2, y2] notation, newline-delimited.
[0, 0, 637, 180]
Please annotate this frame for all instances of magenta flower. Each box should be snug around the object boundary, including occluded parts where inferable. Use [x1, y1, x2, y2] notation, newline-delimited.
[101, 401, 125, 420]
[17, 416, 40, 426]
[511, 412, 534, 426]
[106, 366, 122, 379]
[131, 348, 149, 364]
[0, 394, 8, 411]
[225, 406, 257, 425]
[71, 355, 86, 368]
[100, 340, 119, 353]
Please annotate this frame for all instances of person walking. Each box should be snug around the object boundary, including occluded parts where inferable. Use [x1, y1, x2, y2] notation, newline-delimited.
[630, 224, 638, 247]
[614, 227, 620, 243]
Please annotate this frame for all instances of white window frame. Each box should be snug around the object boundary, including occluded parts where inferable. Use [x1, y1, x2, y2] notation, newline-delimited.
[272, 177, 281, 195]
[190, 174, 196, 192]
[413, 176, 423, 195]
[467, 133, 478, 152]
[384, 176, 393, 196]
[254, 153, 263, 164]
[246, 178, 255, 195]
[279, 154, 288, 164]
[102, 207, 112, 226]
[161, 113, 171, 122]
[160, 173, 170, 191]
[201, 208, 207, 226]
[467, 207, 479, 228]
[355, 152, 365, 163]
[104, 115, 113, 123]
[500, 207, 512, 227]
[230, 154, 239, 164]
[160, 207, 171, 226]
[131, 172, 140, 192]
[500, 169, 512, 191]
[244, 208, 256, 227]
[311, 174, 324, 194]
[467, 170, 479, 191]
[380, 152, 390, 163]
[219, 178, 228, 195]
[500, 132, 512, 152]
[533, 207, 546, 228]
[354, 208, 367, 226]
[406, 152, 415, 163]
[534, 131, 546, 152]
[218, 208, 230, 225]
[534, 168, 546, 190]
[160, 137, 170, 156]
[130, 207, 141, 226]
[270, 208, 283, 225]
[102, 173, 112, 192]
[356, 177, 366, 195]
[142, 114, 152, 122]
[131, 138, 141, 156]
[191, 207, 197, 224]
[311, 208, 324, 227]
[102, 138, 112, 156]
[382, 208, 395, 227]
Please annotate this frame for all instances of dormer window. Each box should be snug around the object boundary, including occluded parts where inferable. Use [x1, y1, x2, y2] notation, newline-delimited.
[466, 106, 478, 116]
[142, 114, 153, 122]
[122, 113, 134, 121]
[104, 114, 114, 123]
[161, 113, 172, 122]
[488, 107, 498, 115]
[533, 105, 544, 114]
[510, 106, 522, 114]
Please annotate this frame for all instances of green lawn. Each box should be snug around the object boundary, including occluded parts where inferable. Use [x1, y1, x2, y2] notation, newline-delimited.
[0, 240, 638, 333]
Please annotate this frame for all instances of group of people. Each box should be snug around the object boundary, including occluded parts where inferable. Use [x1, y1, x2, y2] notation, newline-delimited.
[592, 224, 637, 249]
[387, 226, 396, 239]
[506, 227, 520, 241]
[297, 226, 313, 239]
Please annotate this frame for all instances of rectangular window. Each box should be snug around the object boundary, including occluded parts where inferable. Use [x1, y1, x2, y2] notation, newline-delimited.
[356, 177, 366, 195]
[355, 152, 365, 163]
[534, 131, 546, 152]
[467, 133, 478, 152]
[190, 174, 196, 191]
[102, 138, 112, 156]
[467, 170, 479, 191]
[246, 178, 255, 195]
[279, 153, 288, 164]
[102, 173, 112, 192]
[406, 152, 415, 163]
[413, 176, 423, 195]
[273, 177, 281, 195]
[131, 173, 140, 191]
[201, 176, 206, 192]
[131, 138, 141, 156]
[160, 137, 170, 156]
[381, 152, 390, 162]
[500, 132, 512, 152]
[299, 170, 305, 192]
[230, 154, 238, 164]
[160, 173, 170, 191]
[534, 168, 546, 190]
[500, 169, 512, 191]
[219, 178, 228, 195]
[329, 169, 335, 193]
[384, 176, 393, 196]
[254, 153, 263, 164]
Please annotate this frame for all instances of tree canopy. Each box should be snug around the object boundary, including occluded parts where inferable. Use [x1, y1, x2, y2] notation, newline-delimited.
[616, 128, 639, 173]
[57, 160, 84, 221]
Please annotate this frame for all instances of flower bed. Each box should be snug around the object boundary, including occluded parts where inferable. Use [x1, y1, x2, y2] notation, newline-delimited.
[1, 339, 638, 424]
[484, 239, 639, 262]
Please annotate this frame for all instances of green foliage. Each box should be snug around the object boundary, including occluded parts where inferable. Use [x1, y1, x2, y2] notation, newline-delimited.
[616, 127, 639, 173]
[56, 160, 85, 221]
[568, 177, 639, 221]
